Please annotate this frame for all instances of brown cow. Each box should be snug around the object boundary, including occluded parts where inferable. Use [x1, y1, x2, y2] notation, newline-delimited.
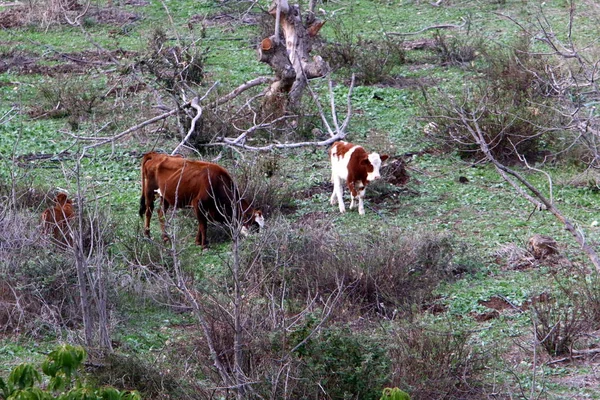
[139, 152, 264, 247]
[41, 192, 75, 246]
[329, 141, 389, 215]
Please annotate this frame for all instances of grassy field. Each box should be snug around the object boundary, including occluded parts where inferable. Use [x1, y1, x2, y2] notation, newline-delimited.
[2, 0, 600, 398]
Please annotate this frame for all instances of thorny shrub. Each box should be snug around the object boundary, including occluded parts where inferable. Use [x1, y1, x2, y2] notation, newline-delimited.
[0, 183, 118, 335]
[38, 75, 108, 130]
[243, 215, 464, 319]
[421, 34, 562, 163]
[139, 28, 206, 94]
[432, 31, 483, 66]
[319, 19, 405, 85]
[531, 293, 585, 356]
[234, 154, 296, 217]
[388, 323, 489, 399]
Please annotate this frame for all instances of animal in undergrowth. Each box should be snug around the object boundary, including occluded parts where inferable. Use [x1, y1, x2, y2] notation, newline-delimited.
[329, 141, 389, 215]
[41, 192, 75, 246]
[139, 152, 265, 248]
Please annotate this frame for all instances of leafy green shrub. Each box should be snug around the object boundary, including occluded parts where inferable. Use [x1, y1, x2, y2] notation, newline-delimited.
[294, 326, 390, 400]
[380, 387, 411, 400]
[388, 324, 488, 399]
[0, 344, 140, 400]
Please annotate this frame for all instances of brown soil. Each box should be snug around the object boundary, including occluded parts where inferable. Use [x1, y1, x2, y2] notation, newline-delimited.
[479, 296, 514, 311]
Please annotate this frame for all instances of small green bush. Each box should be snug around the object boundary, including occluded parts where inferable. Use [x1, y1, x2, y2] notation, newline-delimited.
[0, 344, 140, 400]
[295, 326, 390, 400]
[380, 387, 411, 400]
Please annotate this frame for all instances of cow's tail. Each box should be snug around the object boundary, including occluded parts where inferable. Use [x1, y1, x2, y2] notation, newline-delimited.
[139, 195, 146, 218]
[139, 152, 153, 218]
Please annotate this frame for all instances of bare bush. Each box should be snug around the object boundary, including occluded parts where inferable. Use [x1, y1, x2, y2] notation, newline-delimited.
[244, 216, 463, 319]
[531, 294, 585, 356]
[388, 323, 489, 399]
[233, 154, 296, 216]
[320, 19, 405, 85]
[38, 75, 109, 130]
[421, 34, 561, 163]
[432, 31, 483, 65]
[0, 175, 118, 348]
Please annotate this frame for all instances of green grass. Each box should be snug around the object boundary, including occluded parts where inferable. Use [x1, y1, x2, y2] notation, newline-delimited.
[2, 0, 600, 397]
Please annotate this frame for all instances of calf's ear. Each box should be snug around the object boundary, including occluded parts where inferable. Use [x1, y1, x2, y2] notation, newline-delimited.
[380, 155, 389, 162]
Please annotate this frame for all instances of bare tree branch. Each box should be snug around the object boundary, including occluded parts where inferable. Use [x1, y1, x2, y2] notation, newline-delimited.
[452, 97, 600, 273]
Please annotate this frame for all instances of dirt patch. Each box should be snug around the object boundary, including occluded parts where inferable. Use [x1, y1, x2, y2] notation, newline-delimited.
[87, 6, 140, 25]
[382, 158, 410, 186]
[0, 50, 39, 73]
[377, 75, 436, 90]
[470, 310, 500, 322]
[294, 181, 331, 199]
[478, 296, 514, 311]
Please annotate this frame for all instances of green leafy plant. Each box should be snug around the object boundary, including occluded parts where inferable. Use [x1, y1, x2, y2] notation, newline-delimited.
[380, 387, 411, 400]
[0, 344, 141, 400]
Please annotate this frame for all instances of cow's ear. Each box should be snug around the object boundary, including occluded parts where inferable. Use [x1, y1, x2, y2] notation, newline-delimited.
[380, 155, 389, 162]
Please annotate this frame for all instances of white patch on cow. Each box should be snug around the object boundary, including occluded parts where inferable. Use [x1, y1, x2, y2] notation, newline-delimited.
[330, 144, 359, 213]
[241, 226, 250, 237]
[366, 153, 383, 182]
[156, 188, 163, 197]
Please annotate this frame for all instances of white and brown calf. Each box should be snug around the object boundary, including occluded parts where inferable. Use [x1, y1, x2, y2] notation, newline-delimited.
[329, 141, 388, 215]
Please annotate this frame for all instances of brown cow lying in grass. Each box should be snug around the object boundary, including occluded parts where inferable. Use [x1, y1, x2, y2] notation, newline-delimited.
[139, 152, 264, 248]
[41, 192, 74, 247]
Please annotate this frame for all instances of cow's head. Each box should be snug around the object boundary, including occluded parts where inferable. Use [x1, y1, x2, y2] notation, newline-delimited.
[363, 153, 389, 181]
[241, 206, 265, 236]
[55, 192, 72, 206]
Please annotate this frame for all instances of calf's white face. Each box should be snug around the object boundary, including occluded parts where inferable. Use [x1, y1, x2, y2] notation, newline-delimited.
[366, 153, 384, 182]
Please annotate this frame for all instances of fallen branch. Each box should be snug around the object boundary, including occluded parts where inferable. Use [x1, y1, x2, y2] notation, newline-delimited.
[458, 102, 600, 273]
[172, 81, 219, 155]
[387, 19, 466, 36]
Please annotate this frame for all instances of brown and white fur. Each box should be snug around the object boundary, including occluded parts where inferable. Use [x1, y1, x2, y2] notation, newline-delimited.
[329, 141, 388, 215]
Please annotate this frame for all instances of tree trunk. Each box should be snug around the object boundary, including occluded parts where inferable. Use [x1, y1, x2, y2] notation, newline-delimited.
[258, 0, 328, 113]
